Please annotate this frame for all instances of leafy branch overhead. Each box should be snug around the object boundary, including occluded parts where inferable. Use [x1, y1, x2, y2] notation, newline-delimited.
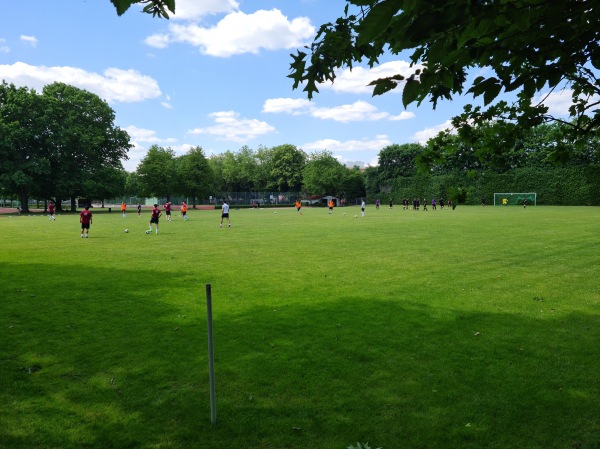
[289, 0, 600, 147]
[110, 0, 174, 19]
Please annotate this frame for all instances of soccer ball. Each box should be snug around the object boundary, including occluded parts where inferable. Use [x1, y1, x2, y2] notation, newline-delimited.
[124, 229, 129, 233]
[354, 215, 358, 218]
[274, 211, 277, 214]
[145, 230, 150, 234]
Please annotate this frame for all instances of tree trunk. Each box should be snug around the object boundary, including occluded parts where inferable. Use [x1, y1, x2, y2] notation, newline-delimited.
[19, 191, 29, 213]
[55, 196, 63, 212]
[70, 196, 77, 212]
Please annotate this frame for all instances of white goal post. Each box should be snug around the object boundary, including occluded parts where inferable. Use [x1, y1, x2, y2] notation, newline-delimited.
[494, 193, 537, 206]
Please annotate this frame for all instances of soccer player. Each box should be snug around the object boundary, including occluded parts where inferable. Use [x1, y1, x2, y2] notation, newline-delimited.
[164, 202, 171, 221]
[220, 200, 230, 228]
[137, 202, 142, 217]
[328, 199, 334, 214]
[389, 199, 393, 209]
[48, 201, 56, 221]
[121, 201, 127, 218]
[80, 206, 92, 238]
[502, 197, 508, 206]
[295, 200, 302, 215]
[439, 197, 445, 209]
[423, 199, 428, 211]
[361, 199, 366, 217]
[181, 201, 188, 220]
[431, 198, 437, 210]
[375, 199, 380, 210]
[149, 203, 161, 234]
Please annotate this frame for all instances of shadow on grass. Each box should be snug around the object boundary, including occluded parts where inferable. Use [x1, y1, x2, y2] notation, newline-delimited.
[1, 261, 599, 449]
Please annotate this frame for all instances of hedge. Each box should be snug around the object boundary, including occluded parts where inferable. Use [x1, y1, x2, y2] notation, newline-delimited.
[372, 165, 600, 206]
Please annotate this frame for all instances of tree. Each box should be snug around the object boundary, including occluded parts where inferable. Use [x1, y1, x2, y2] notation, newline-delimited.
[125, 171, 142, 198]
[208, 154, 226, 193]
[363, 165, 382, 197]
[41, 82, 131, 211]
[0, 82, 49, 213]
[378, 143, 424, 180]
[82, 166, 127, 207]
[137, 145, 177, 201]
[0, 81, 130, 212]
[269, 144, 307, 192]
[340, 166, 366, 201]
[215, 147, 263, 193]
[176, 146, 213, 207]
[289, 0, 600, 164]
[302, 151, 348, 197]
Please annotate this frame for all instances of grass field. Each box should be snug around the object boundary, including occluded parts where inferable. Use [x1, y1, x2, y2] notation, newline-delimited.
[1, 205, 599, 449]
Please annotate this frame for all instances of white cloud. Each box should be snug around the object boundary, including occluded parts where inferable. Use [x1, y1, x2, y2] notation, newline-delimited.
[124, 126, 177, 144]
[389, 111, 415, 121]
[171, 0, 239, 20]
[412, 120, 454, 144]
[302, 135, 392, 153]
[321, 60, 424, 94]
[533, 89, 574, 117]
[122, 126, 179, 172]
[262, 98, 313, 115]
[312, 100, 389, 123]
[264, 98, 413, 123]
[0, 62, 161, 103]
[145, 9, 315, 57]
[0, 38, 9, 53]
[161, 94, 172, 109]
[144, 33, 170, 49]
[188, 111, 276, 142]
[20, 35, 38, 47]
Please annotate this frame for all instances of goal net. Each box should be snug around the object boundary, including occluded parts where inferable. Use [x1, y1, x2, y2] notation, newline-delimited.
[494, 193, 537, 206]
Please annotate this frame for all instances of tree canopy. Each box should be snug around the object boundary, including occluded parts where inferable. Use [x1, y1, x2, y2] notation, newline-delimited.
[288, 0, 600, 165]
[0, 81, 131, 212]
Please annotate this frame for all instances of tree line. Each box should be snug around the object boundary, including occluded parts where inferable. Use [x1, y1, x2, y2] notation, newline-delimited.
[2, 79, 598, 212]
[365, 123, 599, 205]
[129, 145, 366, 207]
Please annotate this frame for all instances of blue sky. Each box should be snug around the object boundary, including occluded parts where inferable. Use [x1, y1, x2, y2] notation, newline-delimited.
[0, 0, 575, 172]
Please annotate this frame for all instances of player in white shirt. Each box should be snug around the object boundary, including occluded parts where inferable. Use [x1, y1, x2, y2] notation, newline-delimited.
[220, 201, 231, 228]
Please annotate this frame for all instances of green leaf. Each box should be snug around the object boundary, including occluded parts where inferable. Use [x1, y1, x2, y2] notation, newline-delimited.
[356, 0, 402, 46]
[402, 79, 421, 108]
[164, 0, 175, 14]
[110, 0, 133, 16]
[483, 81, 502, 106]
[370, 78, 398, 96]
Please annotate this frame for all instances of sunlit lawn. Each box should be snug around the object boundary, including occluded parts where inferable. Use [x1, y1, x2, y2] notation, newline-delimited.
[1, 205, 599, 449]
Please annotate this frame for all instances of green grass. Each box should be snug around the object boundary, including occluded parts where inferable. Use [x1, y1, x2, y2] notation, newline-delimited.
[1, 206, 599, 449]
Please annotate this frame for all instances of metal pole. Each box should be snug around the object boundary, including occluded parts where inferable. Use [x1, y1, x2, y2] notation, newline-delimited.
[206, 283, 216, 424]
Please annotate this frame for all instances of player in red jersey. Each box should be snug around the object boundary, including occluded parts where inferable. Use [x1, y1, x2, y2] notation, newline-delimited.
[149, 203, 162, 234]
[48, 201, 56, 221]
[80, 206, 92, 238]
[164, 202, 171, 221]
